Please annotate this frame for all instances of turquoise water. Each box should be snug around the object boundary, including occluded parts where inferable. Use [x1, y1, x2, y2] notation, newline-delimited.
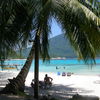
[1, 59, 100, 75]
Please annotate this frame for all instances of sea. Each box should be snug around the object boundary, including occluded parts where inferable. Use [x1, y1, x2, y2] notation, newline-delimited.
[1, 59, 100, 75]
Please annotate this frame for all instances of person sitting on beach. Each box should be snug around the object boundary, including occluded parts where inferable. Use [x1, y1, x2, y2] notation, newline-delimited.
[31, 79, 45, 88]
[44, 74, 53, 86]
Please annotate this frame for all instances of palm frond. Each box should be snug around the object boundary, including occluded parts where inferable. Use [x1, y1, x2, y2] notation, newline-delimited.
[0, 0, 36, 59]
[78, 0, 100, 16]
[33, 0, 53, 61]
[53, 0, 100, 63]
[0, 0, 100, 64]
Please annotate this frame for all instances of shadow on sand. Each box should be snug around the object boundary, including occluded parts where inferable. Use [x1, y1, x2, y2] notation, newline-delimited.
[25, 83, 96, 100]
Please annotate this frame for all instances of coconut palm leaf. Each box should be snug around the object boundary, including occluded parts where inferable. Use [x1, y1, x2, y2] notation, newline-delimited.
[53, 0, 100, 63]
[38, 1, 52, 61]
[78, 0, 100, 16]
[0, 0, 99, 62]
[32, 0, 53, 61]
[29, 0, 100, 64]
[0, 0, 36, 59]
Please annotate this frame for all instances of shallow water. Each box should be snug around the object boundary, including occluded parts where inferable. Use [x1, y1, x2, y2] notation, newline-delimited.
[1, 59, 100, 75]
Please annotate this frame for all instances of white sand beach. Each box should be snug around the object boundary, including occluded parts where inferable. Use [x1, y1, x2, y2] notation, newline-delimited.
[0, 71, 100, 100]
[25, 72, 100, 99]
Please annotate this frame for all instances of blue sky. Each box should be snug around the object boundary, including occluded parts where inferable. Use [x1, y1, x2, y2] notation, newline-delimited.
[50, 19, 62, 38]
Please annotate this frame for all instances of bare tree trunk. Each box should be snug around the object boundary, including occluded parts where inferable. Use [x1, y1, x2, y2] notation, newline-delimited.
[34, 34, 39, 99]
[0, 43, 35, 94]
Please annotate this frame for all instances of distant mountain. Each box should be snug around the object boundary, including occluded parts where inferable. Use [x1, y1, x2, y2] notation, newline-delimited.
[19, 34, 77, 58]
[49, 34, 76, 58]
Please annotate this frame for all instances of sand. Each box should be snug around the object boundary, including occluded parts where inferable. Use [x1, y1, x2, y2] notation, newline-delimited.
[0, 71, 100, 100]
[25, 72, 100, 99]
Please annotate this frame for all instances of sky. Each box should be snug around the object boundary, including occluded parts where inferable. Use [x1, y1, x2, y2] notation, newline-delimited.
[50, 19, 62, 38]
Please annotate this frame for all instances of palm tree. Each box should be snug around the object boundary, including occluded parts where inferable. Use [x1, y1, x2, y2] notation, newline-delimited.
[0, 0, 100, 99]
[32, 1, 100, 98]
[79, 0, 100, 17]
[0, 0, 36, 94]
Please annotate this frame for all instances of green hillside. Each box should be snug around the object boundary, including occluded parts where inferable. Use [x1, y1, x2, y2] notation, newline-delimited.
[20, 34, 77, 58]
[49, 34, 76, 58]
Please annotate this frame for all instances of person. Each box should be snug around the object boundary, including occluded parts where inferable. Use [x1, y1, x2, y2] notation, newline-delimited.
[56, 66, 58, 69]
[44, 74, 53, 87]
[31, 79, 45, 89]
[56, 66, 61, 69]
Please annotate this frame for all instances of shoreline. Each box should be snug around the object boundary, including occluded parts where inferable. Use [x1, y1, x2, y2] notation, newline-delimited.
[1, 70, 100, 76]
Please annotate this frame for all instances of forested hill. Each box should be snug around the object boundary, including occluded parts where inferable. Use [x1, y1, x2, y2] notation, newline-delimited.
[20, 34, 77, 58]
[49, 34, 76, 58]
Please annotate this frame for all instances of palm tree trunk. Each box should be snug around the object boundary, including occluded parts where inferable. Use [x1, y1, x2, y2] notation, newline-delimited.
[34, 34, 39, 99]
[0, 42, 35, 94]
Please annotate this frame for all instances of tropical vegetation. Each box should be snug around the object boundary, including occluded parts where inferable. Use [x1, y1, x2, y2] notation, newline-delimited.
[0, 0, 100, 99]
